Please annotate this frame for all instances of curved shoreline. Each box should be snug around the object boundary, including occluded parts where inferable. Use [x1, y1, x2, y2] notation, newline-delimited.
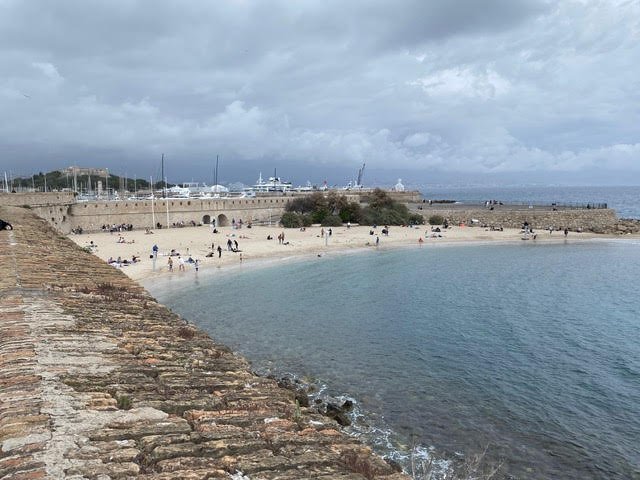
[67, 224, 629, 286]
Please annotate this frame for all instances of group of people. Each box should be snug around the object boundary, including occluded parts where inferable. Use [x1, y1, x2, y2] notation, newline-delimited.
[103, 223, 133, 233]
[226, 238, 241, 252]
[167, 255, 200, 272]
[107, 255, 139, 266]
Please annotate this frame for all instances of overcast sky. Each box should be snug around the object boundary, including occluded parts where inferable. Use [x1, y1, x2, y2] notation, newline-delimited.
[1, 0, 639, 186]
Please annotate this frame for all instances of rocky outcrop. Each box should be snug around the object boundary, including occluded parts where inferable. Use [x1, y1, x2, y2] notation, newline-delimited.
[0, 206, 407, 480]
[610, 218, 640, 235]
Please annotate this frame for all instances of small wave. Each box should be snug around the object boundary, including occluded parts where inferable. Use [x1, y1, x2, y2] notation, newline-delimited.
[251, 365, 458, 479]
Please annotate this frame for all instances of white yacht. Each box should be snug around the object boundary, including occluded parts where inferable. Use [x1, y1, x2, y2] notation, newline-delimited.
[251, 172, 293, 193]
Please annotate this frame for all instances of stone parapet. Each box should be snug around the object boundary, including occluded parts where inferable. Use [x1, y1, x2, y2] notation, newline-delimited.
[414, 205, 625, 233]
[0, 206, 407, 479]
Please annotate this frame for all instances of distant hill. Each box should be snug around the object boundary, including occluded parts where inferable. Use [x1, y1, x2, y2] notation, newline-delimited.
[11, 170, 173, 192]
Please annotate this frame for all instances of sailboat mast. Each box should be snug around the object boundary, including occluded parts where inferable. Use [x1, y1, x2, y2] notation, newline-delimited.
[161, 153, 165, 198]
[214, 155, 219, 188]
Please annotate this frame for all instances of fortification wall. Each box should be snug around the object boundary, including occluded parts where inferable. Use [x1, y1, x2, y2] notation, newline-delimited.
[417, 206, 619, 232]
[66, 196, 290, 233]
[0, 205, 407, 479]
[0, 191, 75, 207]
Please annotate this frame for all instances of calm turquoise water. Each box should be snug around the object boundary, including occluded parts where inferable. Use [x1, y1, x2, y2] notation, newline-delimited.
[149, 240, 640, 479]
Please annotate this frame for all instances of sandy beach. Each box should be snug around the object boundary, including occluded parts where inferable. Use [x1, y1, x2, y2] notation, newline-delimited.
[68, 224, 609, 282]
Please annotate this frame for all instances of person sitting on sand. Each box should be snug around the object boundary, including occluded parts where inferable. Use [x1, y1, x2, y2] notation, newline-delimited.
[0, 219, 13, 230]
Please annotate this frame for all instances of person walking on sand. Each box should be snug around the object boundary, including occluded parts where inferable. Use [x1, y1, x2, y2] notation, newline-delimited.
[194, 259, 200, 272]
[376, 236, 380, 247]
[217, 245, 222, 258]
[418, 237, 424, 246]
[564, 228, 569, 237]
[239, 253, 243, 263]
[178, 255, 185, 271]
[167, 256, 173, 272]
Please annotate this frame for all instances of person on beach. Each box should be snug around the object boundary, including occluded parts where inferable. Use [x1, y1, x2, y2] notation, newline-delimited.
[227, 239, 232, 251]
[0, 219, 13, 230]
[194, 259, 200, 272]
[152, 244, 158, 258]
[234, 239, 239, 250]
[167, 257, 173, 272]
[217, 245, 222, 258]
[418, 237, 424, 246]
[376, 236, 380, 247]
[239, 253, 243, 262]
[564, 228, 569, 237]
[178, 256, 185, 271]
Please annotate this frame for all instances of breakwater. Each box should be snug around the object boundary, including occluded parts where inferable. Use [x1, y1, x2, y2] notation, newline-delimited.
[0, 206, 407, 479]
[413, 203, 640, 234]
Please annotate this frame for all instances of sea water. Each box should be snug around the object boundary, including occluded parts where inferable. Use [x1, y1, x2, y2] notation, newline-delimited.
[149, 240, 640, 479]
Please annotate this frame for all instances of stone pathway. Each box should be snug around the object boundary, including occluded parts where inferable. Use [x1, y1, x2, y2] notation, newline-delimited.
[0, 206, 407, 480]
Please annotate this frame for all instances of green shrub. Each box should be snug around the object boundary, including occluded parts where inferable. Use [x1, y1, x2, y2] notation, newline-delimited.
[321, 215, 343, 227]
[311, 208, 330, 224]
[301, 214, 313, 227]
[338, 202, 363, 223]
[428, 214, 444, 225]
[281, 212, 304, 228]
[408, 213, 425, 225]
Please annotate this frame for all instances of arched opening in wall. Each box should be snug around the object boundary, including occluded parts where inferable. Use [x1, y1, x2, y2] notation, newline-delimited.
[217, 214, 229, 227]
[202, 214, 211, 224]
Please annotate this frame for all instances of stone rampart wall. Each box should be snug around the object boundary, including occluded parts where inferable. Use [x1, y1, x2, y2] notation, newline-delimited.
[418, 206, 619, 232]
[67, 197, 290, 233]
[0, 191, 75, 207]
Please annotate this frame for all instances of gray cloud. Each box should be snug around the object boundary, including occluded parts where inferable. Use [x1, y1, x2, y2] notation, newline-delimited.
[0, 0, 638, 185]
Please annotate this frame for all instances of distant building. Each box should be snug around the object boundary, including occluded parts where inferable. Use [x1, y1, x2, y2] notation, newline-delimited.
[60, 166, 109, 177]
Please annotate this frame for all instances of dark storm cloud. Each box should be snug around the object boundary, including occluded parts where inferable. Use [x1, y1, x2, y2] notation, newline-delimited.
[1, 0, 638, 184]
